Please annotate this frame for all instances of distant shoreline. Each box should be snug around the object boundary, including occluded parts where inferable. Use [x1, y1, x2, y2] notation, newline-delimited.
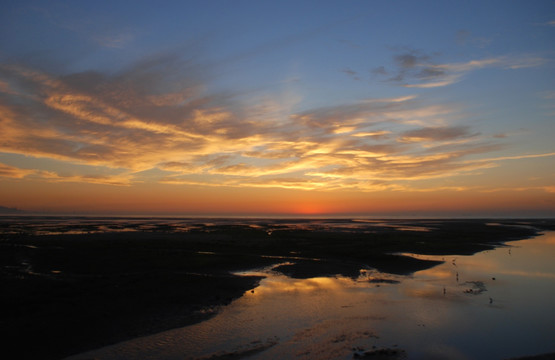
[2, 212, 554, 219]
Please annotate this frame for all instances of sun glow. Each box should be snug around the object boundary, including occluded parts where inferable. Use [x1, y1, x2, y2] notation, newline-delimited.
[293, 203, 329, 216]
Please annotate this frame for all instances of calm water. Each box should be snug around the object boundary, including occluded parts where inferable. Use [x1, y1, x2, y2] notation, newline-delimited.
[66, 230, 555, 360]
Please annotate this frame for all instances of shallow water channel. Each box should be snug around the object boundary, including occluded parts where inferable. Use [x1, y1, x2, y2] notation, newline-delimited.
[68, 231, 555, 360]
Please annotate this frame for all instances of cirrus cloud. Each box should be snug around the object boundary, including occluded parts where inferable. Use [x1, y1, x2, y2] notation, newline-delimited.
[0, 53, 542, 192]
[373, 48, 547, 88]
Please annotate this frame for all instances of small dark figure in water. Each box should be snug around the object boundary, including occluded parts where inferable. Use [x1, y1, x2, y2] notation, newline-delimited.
[489, 297, 493, 304]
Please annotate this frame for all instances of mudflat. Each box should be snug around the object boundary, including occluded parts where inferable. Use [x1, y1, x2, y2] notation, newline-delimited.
[0, 218, 553, 359]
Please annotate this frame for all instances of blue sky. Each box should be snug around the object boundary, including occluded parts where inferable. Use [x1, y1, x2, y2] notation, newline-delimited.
[0, 0, 554, 216]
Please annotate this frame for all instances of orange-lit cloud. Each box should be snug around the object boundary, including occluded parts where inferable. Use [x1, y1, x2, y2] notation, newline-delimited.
[0, 55, 553, 200]
[0, 161, 132, 186]
[0, 163, 35, 178]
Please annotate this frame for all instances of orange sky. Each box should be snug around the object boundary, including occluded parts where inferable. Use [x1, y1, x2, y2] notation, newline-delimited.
[1, 176, 553, 217]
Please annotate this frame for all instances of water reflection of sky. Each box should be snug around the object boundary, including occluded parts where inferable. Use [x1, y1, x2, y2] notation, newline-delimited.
[67, 231, 555, 360]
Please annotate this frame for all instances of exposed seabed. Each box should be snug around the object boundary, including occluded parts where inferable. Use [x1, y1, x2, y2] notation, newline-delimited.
[1, 218, 554, 359]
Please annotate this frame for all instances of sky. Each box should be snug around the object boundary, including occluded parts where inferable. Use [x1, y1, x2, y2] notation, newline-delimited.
[0, 0, 554, 217]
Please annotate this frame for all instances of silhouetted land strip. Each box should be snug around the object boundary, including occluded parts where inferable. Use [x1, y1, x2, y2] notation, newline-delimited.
[0, 218, 553, 359]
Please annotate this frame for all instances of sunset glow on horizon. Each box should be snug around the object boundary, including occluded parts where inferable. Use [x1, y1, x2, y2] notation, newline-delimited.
[1, 1, 554, 217]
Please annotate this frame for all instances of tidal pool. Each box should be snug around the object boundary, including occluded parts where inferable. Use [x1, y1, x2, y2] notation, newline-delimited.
[67, 231, 555, 360]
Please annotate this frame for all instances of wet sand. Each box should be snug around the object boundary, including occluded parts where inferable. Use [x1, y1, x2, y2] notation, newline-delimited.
[0, 218, 553, 359]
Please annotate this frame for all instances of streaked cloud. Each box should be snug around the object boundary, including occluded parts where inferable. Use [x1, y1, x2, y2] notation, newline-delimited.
[36, 171, 133, 186]
[341, 67, 360, 80]
[479, 185, 555, 194]
[0, 163, 35, 178]
[464, 152, 555, 164]
[0, 161, 132, 185]
[92, 30, 135, 48]
[374, 49, 547, 88]
[398, 126, 478, 143]
[0, 53, 542, 192]
[455, 30, 493, 48]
